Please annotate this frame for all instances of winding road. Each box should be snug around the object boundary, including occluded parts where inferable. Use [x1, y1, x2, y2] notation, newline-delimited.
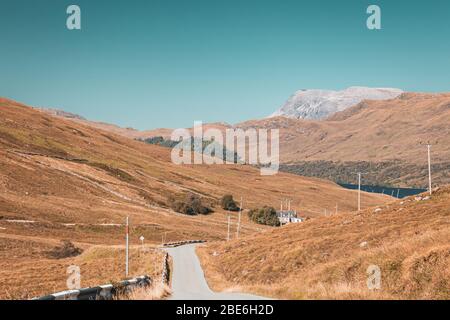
[165, 244, 269, 300]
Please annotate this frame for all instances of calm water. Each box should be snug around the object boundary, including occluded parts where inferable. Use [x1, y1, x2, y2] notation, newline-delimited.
[338, 184, 426, 199]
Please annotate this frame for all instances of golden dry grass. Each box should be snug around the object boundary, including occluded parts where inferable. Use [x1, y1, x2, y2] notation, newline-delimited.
[0, 236, 165, 299]
[198, 187, 450, 300]
[0, 97, 391, 248]
[114, 283, 172, 300]
[0, 97, 391, 299]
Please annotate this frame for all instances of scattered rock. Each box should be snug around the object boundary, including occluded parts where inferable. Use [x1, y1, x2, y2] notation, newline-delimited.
[415, 196, 423, 201]
[360, 241, 368, 248]
[212, 251, 219, 257]
[374, 208, 382, 213]
[422, 196, 431, 201]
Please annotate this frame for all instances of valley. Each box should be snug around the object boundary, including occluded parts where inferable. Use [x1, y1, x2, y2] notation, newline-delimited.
[1, 90, 449, 300]
[0, 97, 390, 299]
[76, 92, 449, 189]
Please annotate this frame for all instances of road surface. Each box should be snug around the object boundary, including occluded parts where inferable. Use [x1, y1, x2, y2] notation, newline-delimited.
[165, 244, 269, 300]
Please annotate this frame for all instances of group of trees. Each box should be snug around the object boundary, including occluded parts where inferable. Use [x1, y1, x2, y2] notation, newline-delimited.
[169, 193, 240, 216]
[169, 193, 212, 216]
[140, 136, 240, 163]
[220, 194, 240, 211]
[247, 206, 280, 227]
[221, 194, 280, 227]
[169, 193, 280, 228]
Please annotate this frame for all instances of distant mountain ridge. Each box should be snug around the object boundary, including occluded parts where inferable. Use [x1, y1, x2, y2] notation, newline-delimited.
[18, 91, 450, 187]
[270, 86, 403, 120]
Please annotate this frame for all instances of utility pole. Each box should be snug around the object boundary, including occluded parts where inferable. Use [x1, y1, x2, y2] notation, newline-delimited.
[139, 235, 145, 257]
[427, 144, 432, 195]
[227, 214, 231, 241]
[335, 203, 338, 215]
[357, 172, 362, 212]
[125, 216, 129, 277]
[140, 235, 145, 249]
[236, 197, 242, 239]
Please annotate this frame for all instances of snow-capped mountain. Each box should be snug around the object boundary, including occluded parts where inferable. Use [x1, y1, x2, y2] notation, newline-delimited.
[270, 86, 403, 120]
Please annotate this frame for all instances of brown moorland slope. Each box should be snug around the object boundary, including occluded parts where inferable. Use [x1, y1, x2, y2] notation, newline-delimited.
[43, 92, 450, 166]
[238, 93, 450, 187]
[0, 97, 390, 298]
[198, 187, 450, 300]
[258, 93, 450, 163]
[64, 93, 450, 187]
[40, 107, 231, 141]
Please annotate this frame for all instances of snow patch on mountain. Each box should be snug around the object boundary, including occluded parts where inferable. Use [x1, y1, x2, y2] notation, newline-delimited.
[270, 87, 403, 120]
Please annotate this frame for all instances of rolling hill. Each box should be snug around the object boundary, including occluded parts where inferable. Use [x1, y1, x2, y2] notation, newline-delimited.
[51, 92, 450, 188]
[198, 187, 450, 300]
[0, 97, 390, 298]
[266, 92, 450, 187]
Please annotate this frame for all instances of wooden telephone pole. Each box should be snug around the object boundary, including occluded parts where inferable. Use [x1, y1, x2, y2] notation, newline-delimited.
[236, 197, 243, 239]
[125, 216, 129, 277]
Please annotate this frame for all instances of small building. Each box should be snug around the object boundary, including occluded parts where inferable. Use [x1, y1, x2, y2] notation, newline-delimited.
[277, 210, 304, 225]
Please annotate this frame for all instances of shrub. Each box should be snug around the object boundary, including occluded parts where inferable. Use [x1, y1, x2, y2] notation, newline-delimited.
[220, 194, 239, 211]
[47, 240, 83, 259]
[169, 193, 212, 215]
[248, 206, 280, 227]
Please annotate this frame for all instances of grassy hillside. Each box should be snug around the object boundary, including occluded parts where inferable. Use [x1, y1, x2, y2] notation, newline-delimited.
[0, 97, 390, 298]
[239, 93, 450, 187]
[42, 93, 450, 188]
[198, 188, 450, 300]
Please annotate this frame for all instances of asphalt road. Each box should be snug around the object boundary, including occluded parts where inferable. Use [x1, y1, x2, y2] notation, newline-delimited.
[165, 244, 269, 300]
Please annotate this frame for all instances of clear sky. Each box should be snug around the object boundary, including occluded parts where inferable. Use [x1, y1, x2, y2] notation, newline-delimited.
[1, 0, 449, 129]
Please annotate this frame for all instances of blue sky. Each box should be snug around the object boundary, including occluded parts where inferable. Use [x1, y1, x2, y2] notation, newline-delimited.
[1, 0, 449, 129]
